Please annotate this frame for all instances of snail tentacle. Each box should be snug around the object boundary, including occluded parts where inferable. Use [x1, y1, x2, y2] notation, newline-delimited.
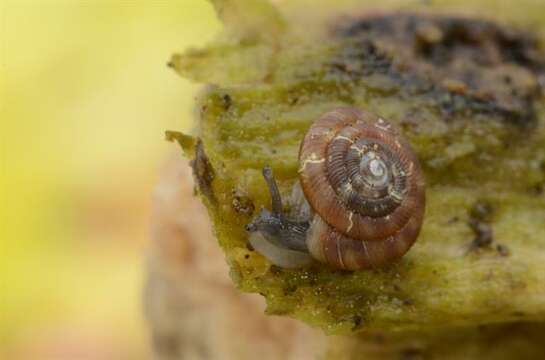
[262, 166, 284, 218]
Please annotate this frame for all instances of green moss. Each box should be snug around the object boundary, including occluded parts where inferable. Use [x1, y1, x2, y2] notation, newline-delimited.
[169, 0, 545, 338]
[326, 323, 545, 359]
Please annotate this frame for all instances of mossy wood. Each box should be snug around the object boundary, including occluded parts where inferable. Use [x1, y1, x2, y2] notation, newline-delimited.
[169, 0, 545, 336]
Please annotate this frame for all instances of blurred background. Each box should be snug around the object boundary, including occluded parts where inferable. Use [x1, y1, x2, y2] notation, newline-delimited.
[1, 1, 220, 358]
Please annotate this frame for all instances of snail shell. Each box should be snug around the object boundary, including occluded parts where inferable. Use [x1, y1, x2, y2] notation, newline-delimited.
[299, 107, 425, 270]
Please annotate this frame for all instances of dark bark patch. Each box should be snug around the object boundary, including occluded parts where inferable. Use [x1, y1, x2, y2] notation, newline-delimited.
[333, 13, 544, 127]
[191, 139, 217, 205]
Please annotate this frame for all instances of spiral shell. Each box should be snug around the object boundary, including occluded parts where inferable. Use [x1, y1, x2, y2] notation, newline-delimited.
[299, 107, 425, 270]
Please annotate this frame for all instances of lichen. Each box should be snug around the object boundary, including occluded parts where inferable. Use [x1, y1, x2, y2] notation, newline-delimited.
[168, 0, 545, 342]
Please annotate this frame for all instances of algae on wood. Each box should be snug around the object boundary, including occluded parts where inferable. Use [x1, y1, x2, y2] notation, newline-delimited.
[169, 0, 545, 340]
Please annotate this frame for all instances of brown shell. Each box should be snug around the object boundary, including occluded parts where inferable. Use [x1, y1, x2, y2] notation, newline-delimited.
[299, 107, 425, 270]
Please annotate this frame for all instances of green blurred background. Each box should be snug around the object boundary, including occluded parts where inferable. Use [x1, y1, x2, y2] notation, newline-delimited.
[1, 1, 220, 358]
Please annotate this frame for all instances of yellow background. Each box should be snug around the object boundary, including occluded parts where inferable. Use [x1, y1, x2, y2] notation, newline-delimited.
[1, 1, 220, 358]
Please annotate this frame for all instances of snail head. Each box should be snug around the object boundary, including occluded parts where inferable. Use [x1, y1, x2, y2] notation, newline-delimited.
[245, 167, 309, 253]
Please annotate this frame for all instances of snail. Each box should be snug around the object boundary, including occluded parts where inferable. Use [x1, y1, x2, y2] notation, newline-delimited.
[245, 107, 426, 270]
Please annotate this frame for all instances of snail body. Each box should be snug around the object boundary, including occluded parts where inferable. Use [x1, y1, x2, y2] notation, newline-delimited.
[246, 107, 425, 271]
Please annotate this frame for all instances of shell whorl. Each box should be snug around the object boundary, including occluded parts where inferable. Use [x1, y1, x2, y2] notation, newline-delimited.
[299, 107, 425, 270]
